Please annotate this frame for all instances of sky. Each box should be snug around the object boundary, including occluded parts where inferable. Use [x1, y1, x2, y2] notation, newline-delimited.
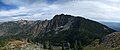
[0, 0, 120, 22]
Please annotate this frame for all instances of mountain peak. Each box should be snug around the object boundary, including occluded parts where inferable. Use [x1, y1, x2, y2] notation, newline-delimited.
[53, 14, 74, 19]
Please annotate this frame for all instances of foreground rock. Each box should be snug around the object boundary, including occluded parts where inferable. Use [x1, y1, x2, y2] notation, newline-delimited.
[0, 40, 41, 50]
[102, 32, 120, 47]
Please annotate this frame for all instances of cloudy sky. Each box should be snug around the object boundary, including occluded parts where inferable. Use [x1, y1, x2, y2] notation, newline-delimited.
[0, 0, 120, 22]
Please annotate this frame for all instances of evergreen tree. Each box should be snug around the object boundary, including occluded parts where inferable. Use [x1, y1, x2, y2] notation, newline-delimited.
[49, 41, 53, 50]
[43, 41, 47, 49]
[78, 41, 83, 50]
[62, 41, 65, 50]
[74, 40, 78, 50]
[67, 42, 71, 50]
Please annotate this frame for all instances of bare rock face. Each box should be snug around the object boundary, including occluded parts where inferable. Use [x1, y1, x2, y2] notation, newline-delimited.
[102, 32, 120, 47]
[24, 20, 49, 37]
[46, 14, 75, 32]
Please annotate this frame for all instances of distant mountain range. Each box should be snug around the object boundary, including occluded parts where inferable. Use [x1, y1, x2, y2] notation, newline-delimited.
[0, 14, 117, 48]
[101, 22, 120, 31]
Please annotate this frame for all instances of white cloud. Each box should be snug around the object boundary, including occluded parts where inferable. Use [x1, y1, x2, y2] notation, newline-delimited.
[0, 7, 28, 16]
[50, 1, 120, 22]
[0, 0, 120, 22]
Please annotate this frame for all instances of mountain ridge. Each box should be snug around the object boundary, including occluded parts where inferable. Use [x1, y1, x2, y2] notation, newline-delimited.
[0, 14, 116, 47]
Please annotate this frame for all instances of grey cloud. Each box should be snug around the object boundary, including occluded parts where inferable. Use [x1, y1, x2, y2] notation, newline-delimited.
[11, 14, 32, 17]
[1, 0, 120, 22]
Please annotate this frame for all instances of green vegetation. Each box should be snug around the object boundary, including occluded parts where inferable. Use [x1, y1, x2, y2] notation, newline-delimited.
[83, 40, 109, 50]
[113, 46, 120, 50]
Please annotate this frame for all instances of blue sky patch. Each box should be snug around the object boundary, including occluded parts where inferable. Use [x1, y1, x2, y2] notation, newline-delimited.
[0, 1, 18, 10]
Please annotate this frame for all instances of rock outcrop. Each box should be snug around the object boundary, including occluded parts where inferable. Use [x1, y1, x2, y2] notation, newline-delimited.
[102, 32, 120, 47]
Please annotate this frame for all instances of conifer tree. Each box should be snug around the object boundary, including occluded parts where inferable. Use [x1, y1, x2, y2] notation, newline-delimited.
[62, 41, 65, 50]
[49, 41, 53, 50]
[74, 40, 78, 50]
[67, 42, 71, 50]
[78, 41, 83, 50]
[43, 41, 47, 49]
